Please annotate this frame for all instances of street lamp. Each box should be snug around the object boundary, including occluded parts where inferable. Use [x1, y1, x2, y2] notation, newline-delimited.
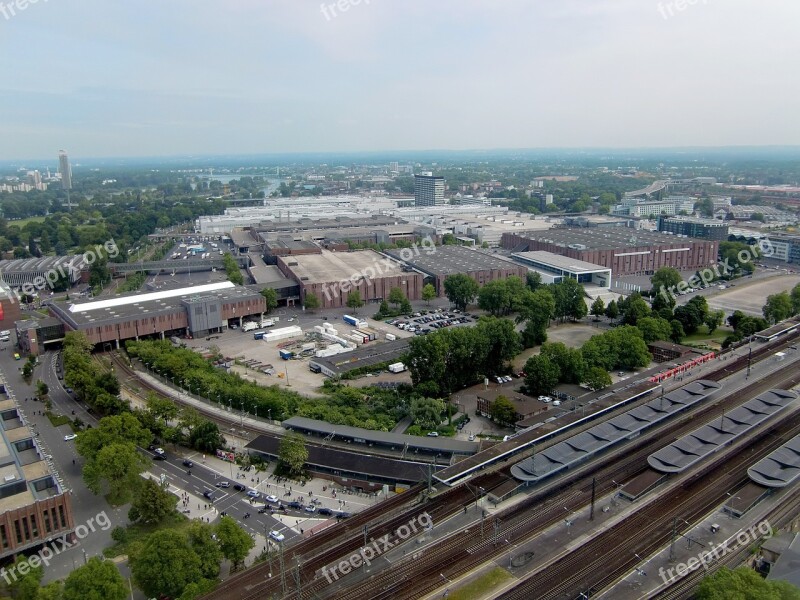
[241, 402, 244, 427]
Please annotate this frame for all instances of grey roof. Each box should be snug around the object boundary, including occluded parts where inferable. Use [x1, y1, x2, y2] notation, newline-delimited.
[510, 380, 721, 482]
[512, 251, 610, 273]
[506, 226, 711, 251]
[749, 432, 800, 488]
[384, 245, 524, 277]
[282, 416, 479, 455]
[649, 389, 797, 474]
[309, 339, 410, 376]
[767, 534, 800, 588]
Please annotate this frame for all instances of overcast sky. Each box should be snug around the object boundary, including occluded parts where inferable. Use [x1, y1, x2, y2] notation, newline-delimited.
[0, 0, 798, 160]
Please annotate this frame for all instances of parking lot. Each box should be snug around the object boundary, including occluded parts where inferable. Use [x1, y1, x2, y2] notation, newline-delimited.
[386, 307, 477, 335]
[706, 273, 800, 316]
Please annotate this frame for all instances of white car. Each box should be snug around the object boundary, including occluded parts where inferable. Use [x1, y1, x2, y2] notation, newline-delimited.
[154, 447, 165, 456]
[265, 495, 278, 503]
[63, 434, 77, 441]
[287, 318, 295, 322]
[269, 530, 285, 542]
[304, 504, 316, 513]
[246, 489, 260, 498]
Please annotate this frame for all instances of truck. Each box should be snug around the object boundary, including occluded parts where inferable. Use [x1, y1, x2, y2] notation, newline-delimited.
[343, 315, 360, 327]
[242, 322, 257, 332]
[385, 333, 397, 341]
[253, 331, 265, 340]
[388, 362, 406, 374]
[260, 319, 274, 328]
[279, 349, 294, 360]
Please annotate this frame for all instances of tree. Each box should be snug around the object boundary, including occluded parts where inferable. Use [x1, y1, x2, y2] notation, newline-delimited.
[705, 309, 725, 334]
[670, 319, 686, 343]
[764, 291, 794, 324]
[605, 299, 619, 323]
[260, 288, 278, 313]
[489, 396, 517, 426]
[443, 273, 479, 311]
[421, 283, 436, 305]
[216, 516, 255, 570]
[222, 252, 244, 285]
[516, 288, 555, 347]
[636, 316, 672, 343]
[388, 287, 406, 309]
[189, 420, 225, 453]
[145, 393, 178, 427]
[304, 292, 320, 311]
[346, 289, 364, 312]
[582, 366, 612, 391]
[620, 293, 651, 326]
[400, 297, 413, 314]
[378, 299, 390, 315]
[696, 566, 800, 600]
[278, 432, 308, 476]
[552, 278, 588, 323]
[3, 554, 42, 600]
[791, 282, 800, 315]
[525, 271, 543, 291]
[650, 267, 682, 297]
[674, 303, 705, 335]
[186, 521, 222, 580]
[478, 279, 513, 316]
[523, 354, 560, 396]
[131, 530, 203, 600]
[540, 342, 585, 384]
[410, 397, 445, 430]
[129, 477, 178, 525]
[36, 379, 49, 398]
[63, 556, 127, 600]
[590, 297, 605, 321]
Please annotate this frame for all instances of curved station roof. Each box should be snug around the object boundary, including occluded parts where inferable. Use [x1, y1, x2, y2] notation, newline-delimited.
[748, 432, 800, 488]
[648, 389, 798, 474]
[510, 380, 721, 483]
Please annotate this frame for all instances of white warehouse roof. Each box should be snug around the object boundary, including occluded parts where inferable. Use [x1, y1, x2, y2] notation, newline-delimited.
[69, 281, 235, 313]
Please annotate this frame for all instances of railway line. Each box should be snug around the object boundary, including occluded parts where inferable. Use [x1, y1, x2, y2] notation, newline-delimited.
[102, 328, 800, 600]
[499, 368, 800, 600]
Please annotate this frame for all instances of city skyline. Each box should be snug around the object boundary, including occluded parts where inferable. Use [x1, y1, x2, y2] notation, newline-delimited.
[0, 1, 798, 160]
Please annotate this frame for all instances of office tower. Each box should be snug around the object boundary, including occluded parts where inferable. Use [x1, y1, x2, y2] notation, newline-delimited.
[58, 150, 72, 209]
[414, 172, 445, 207]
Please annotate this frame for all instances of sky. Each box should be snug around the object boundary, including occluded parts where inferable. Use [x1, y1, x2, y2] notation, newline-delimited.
[0, 0, 798, 160]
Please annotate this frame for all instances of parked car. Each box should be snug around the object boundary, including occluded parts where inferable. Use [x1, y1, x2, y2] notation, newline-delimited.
[246, 489, 260, 498]
[304, 504, 316, 513]
[63, 434, 77, 441]
[427, 431, 439, 437]
[215, 481, 230, 488]
[318, 507, 334, 516]
[265, 494, 278, 503]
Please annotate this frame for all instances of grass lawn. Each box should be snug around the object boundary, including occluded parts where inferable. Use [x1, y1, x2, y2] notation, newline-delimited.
[681, 326, 732, 349]
[9, 216, 45, 228]
[446, 567, 513, 600]
[45, 411, 72, 428]
[103, 511, 191, 558]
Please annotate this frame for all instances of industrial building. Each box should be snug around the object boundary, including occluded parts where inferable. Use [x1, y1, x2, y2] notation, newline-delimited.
[0, 376, 75, 559]
[384, 245, 527, 296]
[0, 256, 86, 289]
[275, 250, 423, 309]
[657, 216, 729, 240]
[45, 281, 266, 347]
[502, 227, 718, 277]
[613, 195, 696, 217]
[308, 338, 410, 377]
[511, 251, 611, 288]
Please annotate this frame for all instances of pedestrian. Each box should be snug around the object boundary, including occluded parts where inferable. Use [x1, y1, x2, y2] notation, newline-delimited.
[72, 459, 75, 465]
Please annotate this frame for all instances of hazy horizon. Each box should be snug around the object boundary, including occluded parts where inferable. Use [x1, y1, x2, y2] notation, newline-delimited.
[1, 1, 798, 161]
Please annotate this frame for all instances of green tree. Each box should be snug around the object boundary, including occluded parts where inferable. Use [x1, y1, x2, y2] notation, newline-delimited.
[670, 319, 686, 343]
[304, 292, 320, 311]
[378, 299, 390, 315]
[605, 299, 619, 323]
[620, 293, 651, 326]
[278, 432, 308, 476]
[131, 530, 203, 600]
[388, 287, 406, 309]
[478, 279, 513, 316]
[3, 554, 42, 600]
[145, 393, 178, 428]
[489, 395, 517, 426]
[222, 253, 244, 285]
[186, 521, 222, 579]
[346, 289, 364, 312]
[540, 342, 585, 384]
[516, 288, 555, 347]
[421, 283, 436, 305]
[36, 379, 49, 398]
[523, 354, 560, 396]
[705, 309, 725, 334]
[188, 420, 225, 453]
[443, 273, 479, 311]
[791, 282, 800, 315]
[410, 398, 445, 430]
[764, 291, 794, 324]
[582, 366, 612, 391]
[128, 477, 178, 525]
[400, 297, 413, 314]
[260, 288, 278, 313]
[63, 557, 127, 600]
[636, 316, 672, 343]
[590, 297, 605, 321]
[216, 516, 255, 570]
[552, 278, 588, 323]
[650, 267, 682, 296]
[696, 566, 800, 600]
[525, 271, 543, 291]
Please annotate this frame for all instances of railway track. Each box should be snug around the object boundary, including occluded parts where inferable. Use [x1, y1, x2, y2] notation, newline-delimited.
[309, 353, 800, 599]
[499, 369, 800, 600]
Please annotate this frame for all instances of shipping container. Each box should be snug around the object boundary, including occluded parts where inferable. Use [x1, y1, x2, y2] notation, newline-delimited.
[253, 331, 265, 340]
[388, 362, 407, 373]
[279, 349, 294, 360]
[385, 333, 397, 341]
[343, 315, 359, 326]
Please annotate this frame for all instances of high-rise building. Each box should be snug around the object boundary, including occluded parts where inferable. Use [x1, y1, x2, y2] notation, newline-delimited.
[414, 172, 445, 207]
[58, 150, 71, 190]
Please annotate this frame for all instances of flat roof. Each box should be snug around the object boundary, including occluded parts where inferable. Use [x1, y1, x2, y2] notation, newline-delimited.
[0, 255, 84, 274]
[309, 339, 410, 375]
[385, 245, 523, 277]
[512, 251, 611, 273]
[511, 380, 721, 482]
[282, 250, 406, 284]
[246, 434, 437, 483]
[749, 430, 800, 488]
[69, 281, 234, 313]
[283, 416, 479, 455]
[649, 389, 797, 474]
[506, 227, 712, 251]
[249, 265, 292, 285]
